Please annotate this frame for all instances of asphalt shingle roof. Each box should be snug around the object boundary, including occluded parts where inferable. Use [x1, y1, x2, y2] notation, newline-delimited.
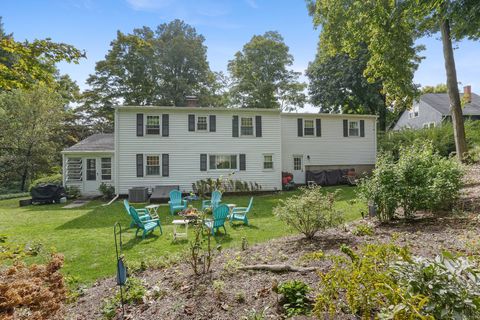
[422, 93, 480, 115]
[63, 133, 114, 152]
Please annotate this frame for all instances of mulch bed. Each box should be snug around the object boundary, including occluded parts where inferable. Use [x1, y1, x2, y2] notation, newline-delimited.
[66, 166, 480, 320]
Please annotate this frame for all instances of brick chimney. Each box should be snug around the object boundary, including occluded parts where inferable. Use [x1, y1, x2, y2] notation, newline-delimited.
[464, 85, 472, 103]
[185, 96, 198, 107]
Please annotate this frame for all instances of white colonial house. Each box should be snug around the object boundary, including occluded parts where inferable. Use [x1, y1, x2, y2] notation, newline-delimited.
[62, 105, 377, 196]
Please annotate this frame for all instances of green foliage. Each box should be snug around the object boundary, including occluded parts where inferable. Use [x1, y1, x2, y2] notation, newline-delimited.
[358, 143, 464, 221]
[242, 307, 269, 320]
[193, 173, 261, 198]
[29, 173, 63, 190]
[102, 277, 146, 319]
[0, 192, 29, 200]
[352, 222, 374, 236]
[65, 186, 81, 200]
[228, 31, 306, 110]
[274, 186, 344, 239]
[98, 183, 115, 200]
[421, 83, 447, 94]
[301, 250, 325, 262]
[276, 280, 312, 317]
[389, 253, 480, 320]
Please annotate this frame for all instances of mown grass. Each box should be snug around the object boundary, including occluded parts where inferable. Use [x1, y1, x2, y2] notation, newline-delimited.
[0, 186, 364, 284]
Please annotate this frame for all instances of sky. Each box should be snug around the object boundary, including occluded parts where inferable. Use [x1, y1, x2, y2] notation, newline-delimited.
[2, 0, 480, 109]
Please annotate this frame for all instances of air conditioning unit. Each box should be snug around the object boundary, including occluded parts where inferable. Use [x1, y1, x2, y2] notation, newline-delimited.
[128, 187, 149, 203]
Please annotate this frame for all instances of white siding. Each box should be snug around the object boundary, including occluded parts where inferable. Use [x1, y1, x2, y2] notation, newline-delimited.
[116, 109, 282, 193]
[281, 115, 376, 180]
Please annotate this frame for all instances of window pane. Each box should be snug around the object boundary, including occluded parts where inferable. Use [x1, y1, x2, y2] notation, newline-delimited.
[146, 116, 160, 134]
[197, 116, 207, 130]
[304, 120, 314, 136]
[349, 121, 359, 136]
[146, 156, 160, 175]
[210, 154, 238, 170]
[264, 155, 273, 169]
[241, 117, 253, 136]
[101, 158, 112, 180]
[67, 158, 82, 181]
[293, 156, 302, 171]
[86, 159, 96, 181]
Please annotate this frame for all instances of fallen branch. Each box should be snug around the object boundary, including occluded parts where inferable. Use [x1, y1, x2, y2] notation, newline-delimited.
[238, 264, 317, 273]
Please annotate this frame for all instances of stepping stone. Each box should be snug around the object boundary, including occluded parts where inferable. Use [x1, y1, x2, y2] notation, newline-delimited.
[63, 199, 90, 208]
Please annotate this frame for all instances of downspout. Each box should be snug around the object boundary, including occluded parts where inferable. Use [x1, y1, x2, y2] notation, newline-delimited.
[102, 193, 119, 206]
[114, 107, 120, 200]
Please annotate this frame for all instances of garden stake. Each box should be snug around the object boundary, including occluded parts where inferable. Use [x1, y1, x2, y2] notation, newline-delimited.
[114, 222, 127, 319]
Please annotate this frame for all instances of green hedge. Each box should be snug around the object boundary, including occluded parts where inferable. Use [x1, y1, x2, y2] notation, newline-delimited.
[29, 173, 63, 191]
[0, 193, 30, 200]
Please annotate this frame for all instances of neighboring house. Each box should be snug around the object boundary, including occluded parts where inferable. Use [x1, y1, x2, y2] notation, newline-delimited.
[393, 86, 480, 130]
[62, 104, 377, 196]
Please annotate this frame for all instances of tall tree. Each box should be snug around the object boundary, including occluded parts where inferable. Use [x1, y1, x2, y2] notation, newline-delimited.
[410, 0, 480, 161]
[0, 85, 65, 191]
[228, 31, 306, 110]
[84, 20, 222, 129]
[306, 47, 388, 130]
[421, 83, 448, 94]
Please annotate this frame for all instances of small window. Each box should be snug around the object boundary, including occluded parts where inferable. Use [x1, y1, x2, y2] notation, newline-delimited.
[241, 117, 254, 136]
[304, 120, 314, 136]
[146, 155, 160, 175]
[210, 154, 237, 170]
[263, 154, 273, 169]
[101, 158, 112, 180]
[197, 116, 207, 131]
[349, 121, 359, 137]
[429, 122, 435, 128]
[66, 158, 82, 181]
[86, 159, 96, 181]
[293, 156, 302, 171]
[146, 116, 160, 135]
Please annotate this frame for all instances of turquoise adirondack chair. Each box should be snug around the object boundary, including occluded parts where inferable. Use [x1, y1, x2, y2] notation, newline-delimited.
[123, 199, 151, 228]
[230, 197, 253, 226]
[201, 190, 222, 211]
[169, 190, 187, 215]
[203, 204, 229, 235]
[129, 206, 162, 239]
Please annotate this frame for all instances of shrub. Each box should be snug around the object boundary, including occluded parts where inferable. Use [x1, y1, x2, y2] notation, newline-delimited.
[102, 277, 146, 319]
[0, 192, 29, 200]
[98, 182, 115, 200]
[357, 143, 464, 221]
[352, 222, 375, 236]
[273, 186, 344, 239]
[276, 280, 312, 317]
[65, 186, 81, 200]
[29, 173, 63, 190]
[389, 253, 480, 320]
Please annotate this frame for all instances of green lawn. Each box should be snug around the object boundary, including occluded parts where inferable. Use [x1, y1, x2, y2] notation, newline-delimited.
[0, 187, 364, 284]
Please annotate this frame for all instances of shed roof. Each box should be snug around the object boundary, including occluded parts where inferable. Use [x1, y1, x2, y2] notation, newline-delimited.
[63, 134, 114, 153]
[421, 93, 480, 115]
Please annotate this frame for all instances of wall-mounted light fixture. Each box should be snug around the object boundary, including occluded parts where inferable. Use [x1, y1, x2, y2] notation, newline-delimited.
[307, 155, 310, 160]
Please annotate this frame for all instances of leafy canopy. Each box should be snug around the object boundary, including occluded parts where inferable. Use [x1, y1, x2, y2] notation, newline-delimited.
[228, 31, 306, 110]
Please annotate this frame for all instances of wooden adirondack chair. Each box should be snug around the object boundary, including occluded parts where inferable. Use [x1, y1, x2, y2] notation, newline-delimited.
[201, 190, 222, 211]
[169, 190, 187, 215]
[203, 204, 229, 235]
[230, 197, 253, 226]
[129, 206, 162, 239]
[123, 199, 151, 228]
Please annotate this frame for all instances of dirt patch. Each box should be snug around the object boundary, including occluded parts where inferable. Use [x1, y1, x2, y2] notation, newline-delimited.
[66, 166, 480, 320]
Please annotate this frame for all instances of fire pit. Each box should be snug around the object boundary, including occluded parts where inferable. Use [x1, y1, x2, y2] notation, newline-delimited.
[178, 207, 200, 221]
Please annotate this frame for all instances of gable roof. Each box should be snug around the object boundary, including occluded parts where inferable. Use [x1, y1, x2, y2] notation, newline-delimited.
[63, 134, 114, 153]
[421, 93, 480, 115]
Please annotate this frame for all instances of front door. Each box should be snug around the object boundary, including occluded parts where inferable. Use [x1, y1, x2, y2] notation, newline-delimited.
[84, 158, 100, 194]
[292, 155, 305, 184]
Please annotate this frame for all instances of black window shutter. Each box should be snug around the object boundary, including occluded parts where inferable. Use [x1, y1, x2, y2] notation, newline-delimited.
[231, 155, 237, 169]
[162, 114, 169, 137]
[316, 119, 322, 137]
[209, 115, 216, 132]
[232, 115, 239, 137]
[209, 155, 216, 170]
[360, 120, 365, 137]
[188, 114, 195, 131]
[239, 154, 246, 171]
[200, 154, 207, 171]
[136, 114, 144, 136]
[255, 116, 262, 137]
[297, 118, 303, 137]
[343, 120, 349, 137]
[162, 154, 169, 177]
[136, 154, 143, 177]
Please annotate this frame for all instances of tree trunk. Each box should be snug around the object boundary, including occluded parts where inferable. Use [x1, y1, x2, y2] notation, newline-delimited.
[378, 94, 387, 132]
[440, 18, 467, 161]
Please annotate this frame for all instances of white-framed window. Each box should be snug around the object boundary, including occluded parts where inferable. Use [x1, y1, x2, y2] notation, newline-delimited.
[241, 117, 254, 136]
[146, 155, 160, 175]
[101, 157, 112, 180]
[304, 119, 315, 136]
[409, 105, 419, 118]
[146, 115, 160, 135]
[210, 154, 237, 170]
[263, 154, 273, 169]
[423, 122, 435, 129]
[293, 156, 302, 171]
[197, 116, 207, 131]
[66, 157, 82, 181]
[349, 121, 360, 137]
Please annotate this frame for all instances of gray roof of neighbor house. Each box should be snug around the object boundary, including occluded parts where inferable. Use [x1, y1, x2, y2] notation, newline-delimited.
[63, 133, 114, 153]
[421, 93, 480, 115]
